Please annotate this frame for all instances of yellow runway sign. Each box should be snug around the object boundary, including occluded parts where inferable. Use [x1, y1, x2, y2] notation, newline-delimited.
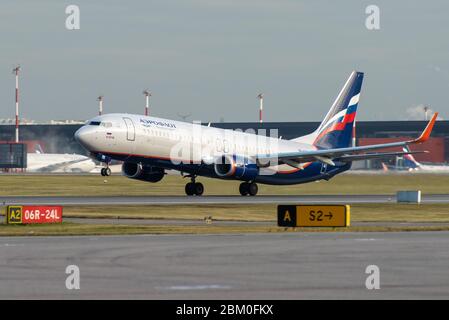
[278, 205, 350, 227]
[7, 206, 23, 224]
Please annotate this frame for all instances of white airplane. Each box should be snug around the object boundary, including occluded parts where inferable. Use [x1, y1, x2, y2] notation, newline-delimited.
[392, 147, 449, 172]
[26, 153, 97, 173]
[74, 71, 438, 196]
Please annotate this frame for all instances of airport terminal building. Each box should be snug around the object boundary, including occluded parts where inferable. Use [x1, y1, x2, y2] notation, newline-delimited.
[0, 120, 448, 169]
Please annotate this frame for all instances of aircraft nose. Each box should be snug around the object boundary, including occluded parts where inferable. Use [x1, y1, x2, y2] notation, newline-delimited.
[74, 126, 85, 144]
[74, 126, 95, 149]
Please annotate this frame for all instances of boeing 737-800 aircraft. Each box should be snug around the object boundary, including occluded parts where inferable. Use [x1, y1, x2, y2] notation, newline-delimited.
[74, 71, 438, 196]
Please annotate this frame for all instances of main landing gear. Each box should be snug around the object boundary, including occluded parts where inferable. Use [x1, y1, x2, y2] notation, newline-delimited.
[183, 176, 258, 197]
[239, 182, 258, 196]
[185, 177, 204, 196]
[100, 166, 111, 176]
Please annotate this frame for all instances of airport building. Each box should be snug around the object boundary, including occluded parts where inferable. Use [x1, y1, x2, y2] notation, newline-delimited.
[0, 120, 448, 169]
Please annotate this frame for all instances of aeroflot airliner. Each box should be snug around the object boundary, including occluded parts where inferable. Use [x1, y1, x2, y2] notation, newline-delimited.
[74, 71, 438, 196]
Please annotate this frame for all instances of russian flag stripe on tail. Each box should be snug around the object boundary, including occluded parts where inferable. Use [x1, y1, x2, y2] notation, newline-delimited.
[314, 71, 364, 149]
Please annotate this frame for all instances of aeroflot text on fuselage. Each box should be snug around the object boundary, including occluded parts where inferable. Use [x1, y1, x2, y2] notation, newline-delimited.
[140, 118, 176, 129]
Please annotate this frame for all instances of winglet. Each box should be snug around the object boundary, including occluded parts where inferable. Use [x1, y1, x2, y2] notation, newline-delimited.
[413, 112, 438, 144]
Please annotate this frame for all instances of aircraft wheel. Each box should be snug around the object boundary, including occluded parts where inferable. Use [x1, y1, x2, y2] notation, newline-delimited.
[248, 182, 258, 196]
[100, 168, 106, 176]
[194, 183, 204, 196]
[239, 182, 249, 196]
[185, 182, 195, 196]
[104, 167, 111, 176]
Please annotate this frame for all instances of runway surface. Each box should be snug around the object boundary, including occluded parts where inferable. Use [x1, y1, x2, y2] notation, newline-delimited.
[1, 232, 449, 299]
[2, 194, 449, 205]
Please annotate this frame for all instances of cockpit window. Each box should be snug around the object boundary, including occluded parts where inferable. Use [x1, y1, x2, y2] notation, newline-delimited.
[89, 121, 101, 126]
[101, 122, 112, 128]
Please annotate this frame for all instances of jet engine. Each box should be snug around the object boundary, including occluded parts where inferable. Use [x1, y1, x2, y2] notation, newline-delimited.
[122, 162, 165, 183]
[213, 155, 259, 180]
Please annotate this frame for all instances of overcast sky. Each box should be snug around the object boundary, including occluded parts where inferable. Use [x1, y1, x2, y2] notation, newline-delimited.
[0, 0, 447, 122]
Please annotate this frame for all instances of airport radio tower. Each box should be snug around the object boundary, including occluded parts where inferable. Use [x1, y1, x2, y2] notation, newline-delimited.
[424, 106, 429, 121]
[143, 90, 151, 116]
[12, 65, 21, 143]
[257, 93, 264, 123]
[97, 95, 104, 116]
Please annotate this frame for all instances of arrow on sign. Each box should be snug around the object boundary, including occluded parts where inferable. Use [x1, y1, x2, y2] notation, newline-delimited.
[324, 212, 333, 219]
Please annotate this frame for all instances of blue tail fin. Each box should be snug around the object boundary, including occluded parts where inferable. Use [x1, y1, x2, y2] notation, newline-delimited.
[313, 71, 364, 149]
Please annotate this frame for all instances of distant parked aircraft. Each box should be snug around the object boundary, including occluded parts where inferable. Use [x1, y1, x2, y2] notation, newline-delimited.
[383, 147, 449, 172]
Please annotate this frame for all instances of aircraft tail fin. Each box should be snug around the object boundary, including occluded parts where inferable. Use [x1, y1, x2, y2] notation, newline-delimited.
[294, 71, 364, 149]
[402, 146, 421, 169]
[34, 143, 44, 154]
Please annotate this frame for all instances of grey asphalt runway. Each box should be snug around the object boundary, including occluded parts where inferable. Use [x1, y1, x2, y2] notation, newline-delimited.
[1, 194, 449, 205]
[1, 232, 449, 299]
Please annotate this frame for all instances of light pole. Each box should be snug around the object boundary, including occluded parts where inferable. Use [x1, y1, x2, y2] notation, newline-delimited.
[257, 93, 264, 123]
[13, 65, 21, 143]
[352, 120, 357, 147]
[97, 95, 104, 115]
[424, 106, 429, 121]
[143, 90, 151, 116]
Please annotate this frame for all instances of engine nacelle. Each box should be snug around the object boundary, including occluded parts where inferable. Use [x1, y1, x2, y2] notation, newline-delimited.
[122, 162, 165, 183]
[214, 155, 259, 180]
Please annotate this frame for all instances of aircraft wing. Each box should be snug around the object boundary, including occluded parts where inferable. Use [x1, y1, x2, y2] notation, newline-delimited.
[257, 113, 438, 166]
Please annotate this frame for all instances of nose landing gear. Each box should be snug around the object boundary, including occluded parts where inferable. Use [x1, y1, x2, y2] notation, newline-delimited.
[239, 182, 258, 196]
[96, 153, 112, 177]
[100, 166, 111, 176]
